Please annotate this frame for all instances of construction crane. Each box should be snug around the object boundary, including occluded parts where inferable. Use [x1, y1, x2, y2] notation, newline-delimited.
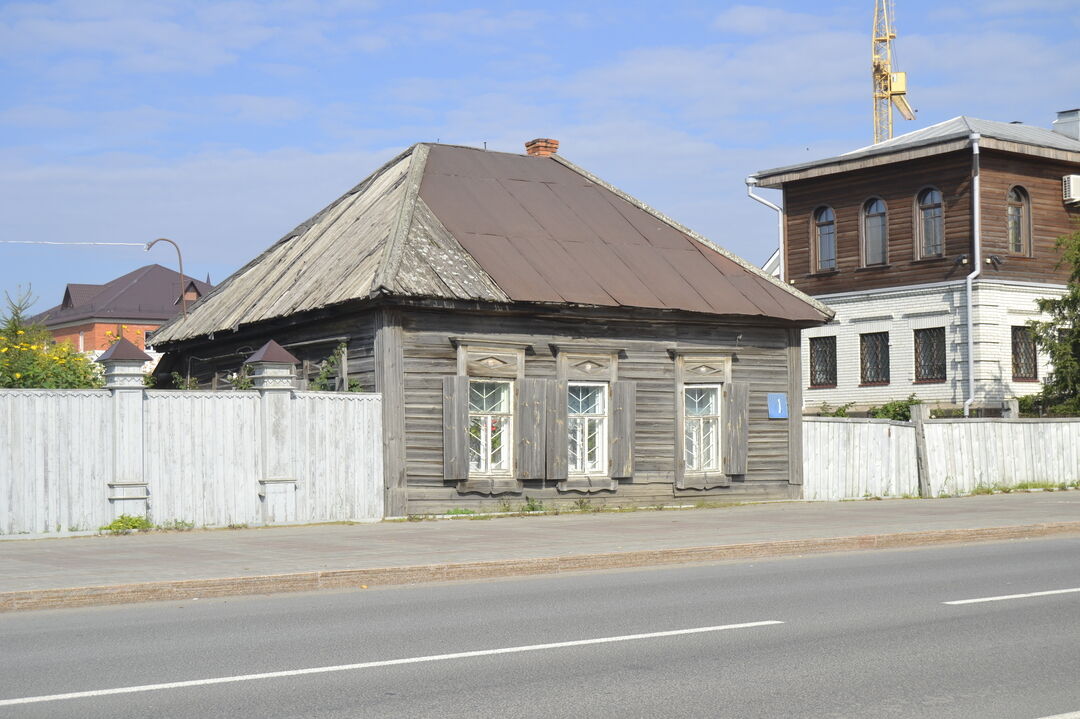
[872, 0, 915, 143]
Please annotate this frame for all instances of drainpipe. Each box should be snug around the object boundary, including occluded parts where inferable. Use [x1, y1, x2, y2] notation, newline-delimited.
[746, 177, 784, 281]
[963, 133, 982, 417]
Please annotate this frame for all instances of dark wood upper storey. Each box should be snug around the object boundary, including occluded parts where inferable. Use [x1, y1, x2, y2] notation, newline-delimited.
[751, 115, 1080, 296]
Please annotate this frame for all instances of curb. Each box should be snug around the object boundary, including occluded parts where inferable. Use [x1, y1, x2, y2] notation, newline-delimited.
[4, 521, 1080, 613]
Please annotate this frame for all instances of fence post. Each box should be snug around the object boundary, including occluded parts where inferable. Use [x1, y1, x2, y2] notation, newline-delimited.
[1002, 399, 1019, 419]
[97, 339, 151, 521]
[246, 341, 300, 524]
[911, 404, 931, 498]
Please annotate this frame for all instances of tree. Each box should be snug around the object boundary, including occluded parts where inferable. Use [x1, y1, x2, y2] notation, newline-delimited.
[0, 289, 103, 389]
[1029, 223, 1080, 415]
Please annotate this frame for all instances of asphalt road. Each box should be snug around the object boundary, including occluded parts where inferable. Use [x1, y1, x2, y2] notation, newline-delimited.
[2, 537, 1080, 718]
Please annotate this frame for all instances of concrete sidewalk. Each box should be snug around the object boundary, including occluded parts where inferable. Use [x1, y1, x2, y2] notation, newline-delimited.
[3, 492, 1080, 612]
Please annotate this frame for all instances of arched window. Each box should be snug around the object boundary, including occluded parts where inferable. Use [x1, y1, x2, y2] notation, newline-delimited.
[813, 206, 836, 272]
[1006, 186, 1031, 255]
[862, 198, 888, 266]
[916, 188, 944, 258]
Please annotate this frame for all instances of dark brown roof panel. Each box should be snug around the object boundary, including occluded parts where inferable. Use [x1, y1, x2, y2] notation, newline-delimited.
[419, 144, 831, 322]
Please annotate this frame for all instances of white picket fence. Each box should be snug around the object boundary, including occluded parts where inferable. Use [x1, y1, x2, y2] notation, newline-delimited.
[804, 416, 1080, 500]
[0, 388, 383, 536]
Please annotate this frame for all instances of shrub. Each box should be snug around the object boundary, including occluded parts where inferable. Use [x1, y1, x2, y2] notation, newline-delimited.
[868, 394, 920, 422]
[0, 289, 102, 389]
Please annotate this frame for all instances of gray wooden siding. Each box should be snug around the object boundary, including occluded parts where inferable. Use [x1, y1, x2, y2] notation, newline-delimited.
[398, 307, 799, 512]
[162, 312, 378, 393]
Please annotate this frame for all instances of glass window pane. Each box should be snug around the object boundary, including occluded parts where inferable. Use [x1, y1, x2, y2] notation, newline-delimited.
[685, 387, 717, 416]
[865, 213, 886, 265]
[568, 384, 604, 415]
[489, 416, 510, 471]
[470, 381, 508, 413]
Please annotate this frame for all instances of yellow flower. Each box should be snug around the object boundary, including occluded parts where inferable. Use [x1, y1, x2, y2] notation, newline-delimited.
[14, 373, 21, 379]
[16, 330, 24, 335]
[0, 348, 6, 353]
[30, 345, 38, 350]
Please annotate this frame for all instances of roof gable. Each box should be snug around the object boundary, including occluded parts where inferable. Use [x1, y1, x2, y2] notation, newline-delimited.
[152, 144, 830, 345]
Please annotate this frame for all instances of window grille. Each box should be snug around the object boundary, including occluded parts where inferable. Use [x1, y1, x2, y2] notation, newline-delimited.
[684, 386, 721, 472]
[567, 383, 608, 475]
[860, 332, 890, 384]
[809, 336, 837, 387]
[468, 380, 512, 474]
[1011, 326, 1038, 381]
[914, 327, 946, 382]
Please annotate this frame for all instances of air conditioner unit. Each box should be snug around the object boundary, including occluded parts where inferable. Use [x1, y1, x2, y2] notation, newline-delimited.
[1065, 175, 1080, 204]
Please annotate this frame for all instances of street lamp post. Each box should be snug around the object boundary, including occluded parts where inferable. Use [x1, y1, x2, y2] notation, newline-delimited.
[145, 238, 187, 318]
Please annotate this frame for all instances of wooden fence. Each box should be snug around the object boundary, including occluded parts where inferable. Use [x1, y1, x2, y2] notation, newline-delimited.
[0, 387, 383, 536]
[803, 418, 918, 500]
[803, 415, 1080, 500]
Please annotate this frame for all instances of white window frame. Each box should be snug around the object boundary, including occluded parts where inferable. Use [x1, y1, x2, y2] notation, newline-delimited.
[683, 384, 722, 473]
[567, 381, 609, 476]
[467, 379, 514, 477]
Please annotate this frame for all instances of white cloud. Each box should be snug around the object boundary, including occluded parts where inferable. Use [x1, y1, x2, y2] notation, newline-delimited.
[713, 5, 830, 35]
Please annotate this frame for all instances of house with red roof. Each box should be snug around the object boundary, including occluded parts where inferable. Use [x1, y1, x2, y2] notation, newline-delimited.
[33, 264, 212, 352]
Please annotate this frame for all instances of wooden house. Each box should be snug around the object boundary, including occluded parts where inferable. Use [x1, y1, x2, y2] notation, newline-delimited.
[150, 140, 831, 515]
[750, 111, 1080, 413]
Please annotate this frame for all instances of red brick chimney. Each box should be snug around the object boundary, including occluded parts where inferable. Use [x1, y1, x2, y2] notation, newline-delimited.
[524, 138, 559, 157]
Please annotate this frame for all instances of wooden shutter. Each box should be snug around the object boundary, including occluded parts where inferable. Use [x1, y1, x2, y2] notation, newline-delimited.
[610, 381, 635, 478]
[722, 381, 750, 476]
[545, 379, 568, 481]
[516, 378, 547, 480]
[442, 376, 469, 480]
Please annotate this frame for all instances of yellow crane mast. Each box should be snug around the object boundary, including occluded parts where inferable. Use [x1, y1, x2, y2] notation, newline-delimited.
[872, 0, 915, 143]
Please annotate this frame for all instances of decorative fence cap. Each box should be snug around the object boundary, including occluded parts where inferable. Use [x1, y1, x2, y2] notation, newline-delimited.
[96, 337, 152, 364]
[244, 340, 299, 366]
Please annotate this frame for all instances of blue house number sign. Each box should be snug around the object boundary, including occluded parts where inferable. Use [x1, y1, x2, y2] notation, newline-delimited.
[767, 393, 789, 419]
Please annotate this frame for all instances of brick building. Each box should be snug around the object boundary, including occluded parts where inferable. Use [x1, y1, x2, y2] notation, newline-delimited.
[749, 109, 1080, 413]
[33, 264, 212, 353]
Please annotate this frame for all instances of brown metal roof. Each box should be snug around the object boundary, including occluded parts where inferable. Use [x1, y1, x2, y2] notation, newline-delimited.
[151, 143, 829, 345]
[34, 265, 213, 327]
[420, 144, 828, 322]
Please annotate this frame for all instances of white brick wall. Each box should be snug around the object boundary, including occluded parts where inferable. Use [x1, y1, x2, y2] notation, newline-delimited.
[802, 279, 1064, 412]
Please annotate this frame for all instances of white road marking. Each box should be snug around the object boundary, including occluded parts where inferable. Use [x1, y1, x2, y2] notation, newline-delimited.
[0, 620, 783, 707]
[1034, 712, 1080, 719]
[943, 587, 1080, 606]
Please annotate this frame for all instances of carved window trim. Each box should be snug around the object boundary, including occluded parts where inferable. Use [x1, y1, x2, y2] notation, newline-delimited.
[669, 350, 734, 385]
[454, 341, 527, 381]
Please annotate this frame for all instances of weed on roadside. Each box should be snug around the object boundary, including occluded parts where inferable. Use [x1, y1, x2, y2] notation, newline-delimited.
[100, 514, 153, 534]
[520, 496, 545, 512]
[156, 519, 195, 531]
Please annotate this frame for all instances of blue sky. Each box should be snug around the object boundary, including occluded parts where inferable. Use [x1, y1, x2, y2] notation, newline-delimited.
[2, 0, 1077, 314]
